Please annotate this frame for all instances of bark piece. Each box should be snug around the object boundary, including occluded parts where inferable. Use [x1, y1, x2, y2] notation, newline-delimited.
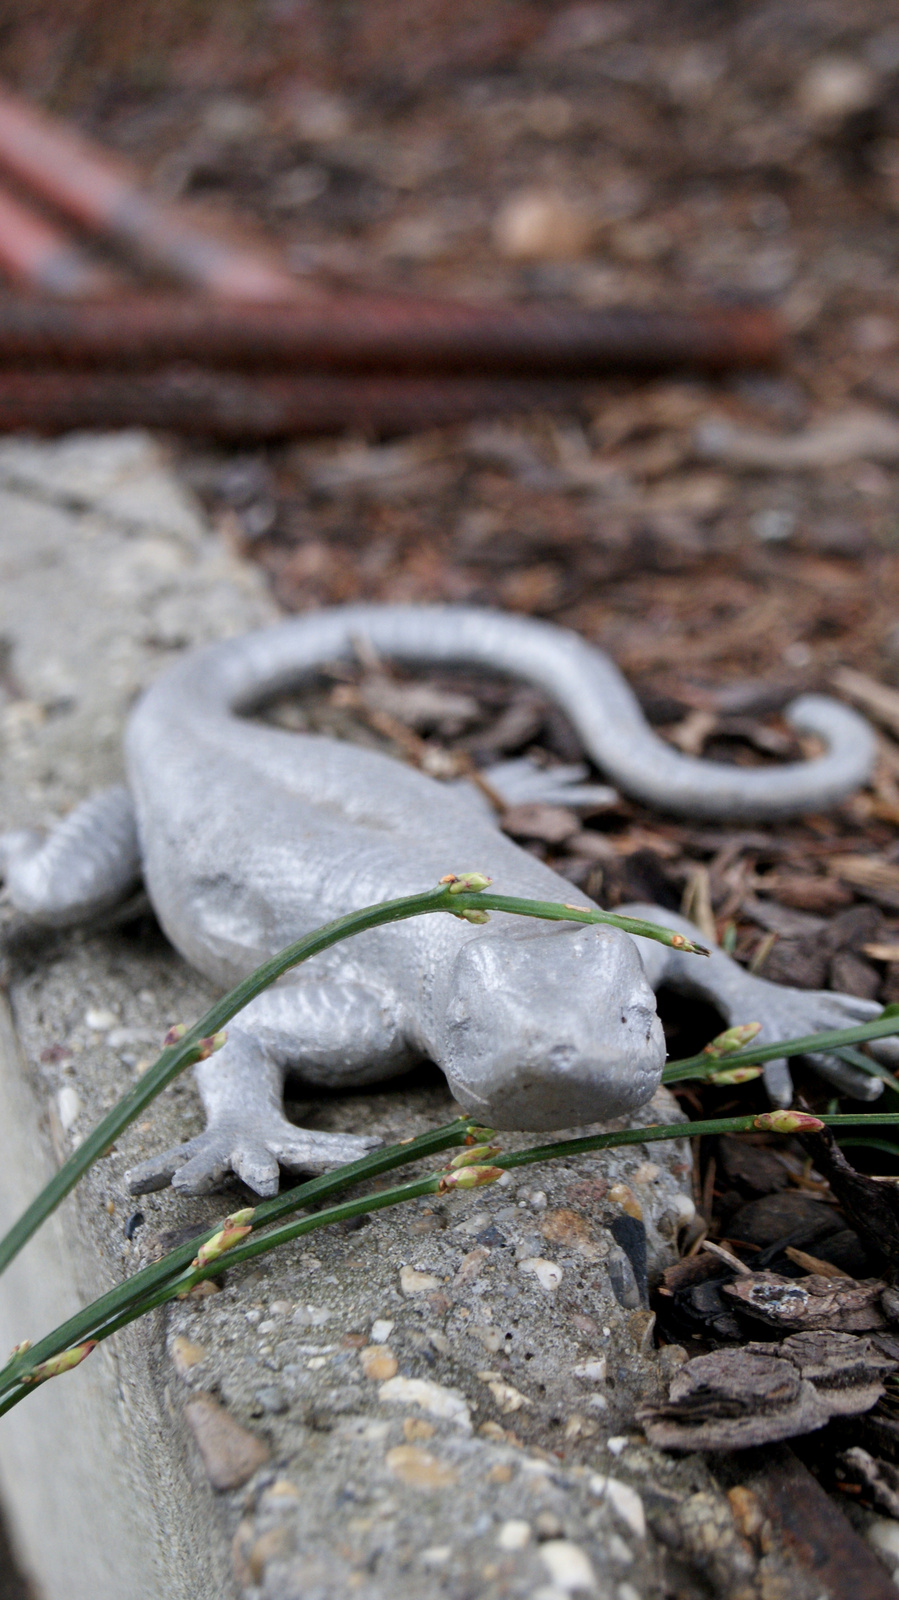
[757, 936, 828, 990]
[641, 1331, 894, 1451]
[723, 1270, 887, 1332]
[641, 1347, 829, 1451]
[829, 855, 899, 912]
[727, 1190, 842, 1248]
[759, 1329, 895, 1411]
[829, 950, 881, 1000]
[798, 1127, 899, 1272]
[726, 1185, 869, 1277]
[717, 1136, 791, 1195]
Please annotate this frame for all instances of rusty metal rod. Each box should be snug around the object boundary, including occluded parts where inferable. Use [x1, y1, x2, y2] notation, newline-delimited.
[0, 293, 784, 374]
[0, 368, 599, 438]
[719, 1447, 896, 1600]
[0, 184, 120, 297]
[0, 89, 299, 302]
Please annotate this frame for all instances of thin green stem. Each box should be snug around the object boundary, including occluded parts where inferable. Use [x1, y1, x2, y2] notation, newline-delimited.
[0, 1172, 447, 1418]
[2, 1105, 896, 1419]
[493, 1110, 899, 1168]
[0, 883, 693, 1276]
[0, 1116, 475, 1392]
[663, 1010, 899, 1083]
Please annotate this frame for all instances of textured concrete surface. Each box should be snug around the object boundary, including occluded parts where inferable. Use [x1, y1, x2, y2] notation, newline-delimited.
[0, 433, 700, 1600]
[0, 431, 275, 1600]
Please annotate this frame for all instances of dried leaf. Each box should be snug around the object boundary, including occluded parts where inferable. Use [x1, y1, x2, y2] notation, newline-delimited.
[500, 803, 579, 844]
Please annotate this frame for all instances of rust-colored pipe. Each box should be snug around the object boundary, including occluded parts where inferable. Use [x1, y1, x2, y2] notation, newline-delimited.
[0, 186, 118, 296]
[0, 368, 597, 438]
[0, 293, 785, 374]
[0, 89, 299, 302]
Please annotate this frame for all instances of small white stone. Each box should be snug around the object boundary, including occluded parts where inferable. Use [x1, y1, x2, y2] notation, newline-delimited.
[453, 1211, 491, 1236]
[56, 1085, 81, 1131]
[571, 1358, 606, 1382]
[486, 1378, 531, 1414]
[518, 1257, 563, 1291]
[306, 1355, 329, 1370]
[589, 1476, 646, 1540]
[84, 1007, 117, 1031]
[421, 1546, 452, 1566]
[670, 1195, 696, 1224]
[607, 1535, 633, 1566]
[493, 191, 595, 262]
[606, 1437, 629, 1456]
[618, 1585, 641, 1600]
[106, 1026, 158, 1050]
[631, 1162, 660, 1184]
[498, 1520, 532, 1551]
[360, 1419, 390, 1441]
[379, 1375, 472, 1432]
[399, 1264, 442, 1295]
[540, 1539, 597, 1593]
[867, 1518, 899, 1562]
[370, 1319, 395, 1343]
[797, 55, 879, 125]
[528, 1189, 548, 1210]
[292, 1304, 332, 1327]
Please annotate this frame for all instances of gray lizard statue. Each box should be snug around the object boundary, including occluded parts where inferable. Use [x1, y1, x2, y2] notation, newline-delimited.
[0, 603, 889, 1199]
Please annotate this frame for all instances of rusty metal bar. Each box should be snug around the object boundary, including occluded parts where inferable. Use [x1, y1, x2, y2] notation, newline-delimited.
[0, 368, 596, 438]
[0, 293, 785, 374]
[719, 1446, 897, 1600]
[0, 184, 119, 297]
[0, 89, 299, 302]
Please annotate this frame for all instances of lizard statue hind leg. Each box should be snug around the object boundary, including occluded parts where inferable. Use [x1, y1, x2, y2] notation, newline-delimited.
[125, 977, 410, 1197]
[0, 786, 141, 925]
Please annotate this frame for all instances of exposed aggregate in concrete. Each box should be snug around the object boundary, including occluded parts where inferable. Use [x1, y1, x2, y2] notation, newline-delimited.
[0, 433, 704, 1600]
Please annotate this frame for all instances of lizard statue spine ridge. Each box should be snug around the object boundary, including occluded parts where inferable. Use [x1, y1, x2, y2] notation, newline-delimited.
[0, 604, 888, 1199]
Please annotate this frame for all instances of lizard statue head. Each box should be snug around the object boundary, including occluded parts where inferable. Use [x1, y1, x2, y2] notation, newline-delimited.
[438, 919, 665, 1130]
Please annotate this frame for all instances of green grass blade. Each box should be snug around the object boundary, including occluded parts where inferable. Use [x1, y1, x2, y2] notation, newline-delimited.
[0, 883, 689, 1275]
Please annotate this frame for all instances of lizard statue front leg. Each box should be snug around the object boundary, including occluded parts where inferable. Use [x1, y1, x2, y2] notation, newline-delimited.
[125, 978, 406, 1196]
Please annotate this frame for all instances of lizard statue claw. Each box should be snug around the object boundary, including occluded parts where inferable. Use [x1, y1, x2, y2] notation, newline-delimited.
[0, 604, 885, 1198]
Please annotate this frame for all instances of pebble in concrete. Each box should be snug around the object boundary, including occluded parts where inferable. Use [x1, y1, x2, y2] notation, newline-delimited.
[184, 1394, 270, 1491]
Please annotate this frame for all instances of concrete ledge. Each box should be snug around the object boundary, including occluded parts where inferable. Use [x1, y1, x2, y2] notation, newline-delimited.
[0, 433, 699, 1599]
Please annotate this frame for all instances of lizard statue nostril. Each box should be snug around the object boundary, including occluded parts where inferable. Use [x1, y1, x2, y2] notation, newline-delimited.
[0, 603, 886, 1196]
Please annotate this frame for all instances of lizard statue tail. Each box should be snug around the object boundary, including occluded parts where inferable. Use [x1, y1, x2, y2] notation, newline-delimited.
[136, 603, 875, 823]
